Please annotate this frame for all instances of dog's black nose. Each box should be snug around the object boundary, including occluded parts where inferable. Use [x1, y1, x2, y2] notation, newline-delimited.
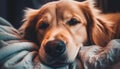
[45, 40, 66, 57]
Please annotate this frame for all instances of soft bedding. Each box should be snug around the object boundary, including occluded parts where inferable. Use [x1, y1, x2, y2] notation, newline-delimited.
[0, 17, 120, 69]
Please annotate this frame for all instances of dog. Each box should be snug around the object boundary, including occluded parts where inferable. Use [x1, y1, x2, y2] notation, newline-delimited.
[19, 0, 120, 67]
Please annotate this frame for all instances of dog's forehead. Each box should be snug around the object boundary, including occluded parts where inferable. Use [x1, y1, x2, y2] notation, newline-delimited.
[56, 1, 82, 19]
[36, 0, 88, 24]
[57, 0, 79, 9]
[38, 1, 83, 19]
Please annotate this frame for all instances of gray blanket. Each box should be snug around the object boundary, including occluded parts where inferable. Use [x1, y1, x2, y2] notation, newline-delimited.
[0, 17, 120, 69]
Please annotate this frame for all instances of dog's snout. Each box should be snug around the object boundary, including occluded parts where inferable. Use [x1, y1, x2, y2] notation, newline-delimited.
[45, 40, 66, 57]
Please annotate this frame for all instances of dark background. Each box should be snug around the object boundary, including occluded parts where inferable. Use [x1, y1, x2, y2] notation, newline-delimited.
[0, 0, 120, 29]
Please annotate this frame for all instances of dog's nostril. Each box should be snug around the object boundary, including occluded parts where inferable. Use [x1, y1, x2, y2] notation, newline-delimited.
[45, 40, 66, 57]
[55, 43, 65, 53]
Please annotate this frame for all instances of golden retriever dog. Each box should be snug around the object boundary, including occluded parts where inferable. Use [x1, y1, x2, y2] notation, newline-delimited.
[20, 0, 120, 67]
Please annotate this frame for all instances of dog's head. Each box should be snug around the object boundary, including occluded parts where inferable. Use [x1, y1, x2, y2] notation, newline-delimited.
[20, 0, 113, 67]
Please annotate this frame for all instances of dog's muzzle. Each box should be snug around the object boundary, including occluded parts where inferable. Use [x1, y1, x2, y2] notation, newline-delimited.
[44, 39, 66, 57]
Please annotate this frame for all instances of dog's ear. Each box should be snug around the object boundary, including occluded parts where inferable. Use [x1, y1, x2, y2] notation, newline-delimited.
[90, 18, 114, 47]
[19, 8, 39, 44]
[80, 1, 114, 46]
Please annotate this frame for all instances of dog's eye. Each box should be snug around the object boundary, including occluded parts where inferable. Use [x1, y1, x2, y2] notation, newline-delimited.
[39, 22, 49, 29]
[67, 18, 80, 26]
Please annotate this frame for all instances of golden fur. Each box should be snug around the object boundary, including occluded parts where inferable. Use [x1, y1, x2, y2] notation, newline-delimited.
[20, 0, 120, 67]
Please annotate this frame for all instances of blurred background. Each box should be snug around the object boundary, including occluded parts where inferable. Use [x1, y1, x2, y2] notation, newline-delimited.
[0, 0, 120, 29]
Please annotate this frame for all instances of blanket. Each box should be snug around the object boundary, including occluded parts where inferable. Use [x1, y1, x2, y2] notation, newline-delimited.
[0, 17, 120, 69]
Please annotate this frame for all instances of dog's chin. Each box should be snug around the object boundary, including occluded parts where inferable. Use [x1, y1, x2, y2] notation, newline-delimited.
[48, 61, 68, 67]
[39, 54, 74, 67]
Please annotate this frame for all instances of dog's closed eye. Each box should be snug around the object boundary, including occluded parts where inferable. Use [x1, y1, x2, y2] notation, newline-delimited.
[39, 22, 49, 29]
[67, 18, 80, 26]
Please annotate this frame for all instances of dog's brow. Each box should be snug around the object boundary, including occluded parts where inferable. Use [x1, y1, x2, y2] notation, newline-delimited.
[37, 13, 54, 28]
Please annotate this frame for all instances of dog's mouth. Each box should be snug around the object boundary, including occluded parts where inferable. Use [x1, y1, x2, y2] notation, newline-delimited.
[39, 54, 69, 67]
[51, 61, 68, 67]
[39, 39, 69, 67]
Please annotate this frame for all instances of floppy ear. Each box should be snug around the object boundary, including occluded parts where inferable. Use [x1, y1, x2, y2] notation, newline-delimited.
[81, 1, 114, 47]
[90, 18, 114, 47]
[19, 8, 39, 44]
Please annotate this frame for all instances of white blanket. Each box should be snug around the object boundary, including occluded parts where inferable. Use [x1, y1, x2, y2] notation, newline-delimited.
[0, 17, 120, 69]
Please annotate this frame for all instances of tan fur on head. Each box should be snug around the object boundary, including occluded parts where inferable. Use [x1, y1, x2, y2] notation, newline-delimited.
[20, 8, 39, 31]
[23, 8, 39, 21]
